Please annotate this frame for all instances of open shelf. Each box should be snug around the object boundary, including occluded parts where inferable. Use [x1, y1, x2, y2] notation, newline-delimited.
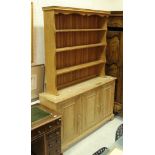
[56, 60, 104, 75]
[57, 65, 102, 89]
[55, 28, 107, 32]
[57, 74, 97, 89]
[56, 43, 106, 52]
[43, 6, 109, 94]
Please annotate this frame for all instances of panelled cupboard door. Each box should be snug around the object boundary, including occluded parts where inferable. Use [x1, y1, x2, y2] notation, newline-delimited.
[100, 82, 115, 118]
[95, 84, 114, 122]
[59, 96, 82, 144]
[81, 89, 99, 131]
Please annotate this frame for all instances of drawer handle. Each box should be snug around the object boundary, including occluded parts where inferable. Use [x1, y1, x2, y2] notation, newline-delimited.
[48, 134, 52, 138]
[49, 144, 52, 147]
[49, 125, 52, 128]
[56, 131, 60, 135]
[56, 119, 61, 125]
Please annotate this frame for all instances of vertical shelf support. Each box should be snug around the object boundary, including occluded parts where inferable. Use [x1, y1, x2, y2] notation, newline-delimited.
[44, 11, 58, 95]
[99, 17, 108, 77]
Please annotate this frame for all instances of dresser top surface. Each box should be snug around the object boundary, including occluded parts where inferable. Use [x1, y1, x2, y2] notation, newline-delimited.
[42, 6, 110, 15]
[40, 76, 116, 103]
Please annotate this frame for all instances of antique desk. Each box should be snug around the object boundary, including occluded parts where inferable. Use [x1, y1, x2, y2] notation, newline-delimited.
[31, 104, 62, 155]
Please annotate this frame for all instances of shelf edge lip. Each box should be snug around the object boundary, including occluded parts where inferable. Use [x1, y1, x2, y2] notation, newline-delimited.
[56, 60, 105, 75]
[42, 6, 111, 15]
[55, 28, 107, 32]
[39, 76, 116, 103]
[56, 43, 107, 52]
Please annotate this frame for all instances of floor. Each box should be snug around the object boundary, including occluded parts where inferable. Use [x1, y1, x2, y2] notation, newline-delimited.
[64, 116, 123, 155]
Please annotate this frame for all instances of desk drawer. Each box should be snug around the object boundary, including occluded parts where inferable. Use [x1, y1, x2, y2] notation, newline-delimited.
[44, 118, 61, 132]
[32, 126, 45, 139]
[46, 128, 61, 140]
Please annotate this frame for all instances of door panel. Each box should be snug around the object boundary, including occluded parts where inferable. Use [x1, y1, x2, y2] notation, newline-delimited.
[60, 96, 82, 144]
[60, 98, 77, 143]
[82, 89, 98, 130]
[100, 83, 115, 118]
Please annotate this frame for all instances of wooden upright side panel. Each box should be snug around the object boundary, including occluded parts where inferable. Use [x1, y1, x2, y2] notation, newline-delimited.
[99, 17, 108, 77]
[43, 11, 58, 95]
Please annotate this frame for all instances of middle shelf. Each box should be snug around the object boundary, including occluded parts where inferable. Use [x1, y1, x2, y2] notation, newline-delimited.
[56, 43, 106, 52]
[55, 28, 107, 32]
[56, 60, 105, 75]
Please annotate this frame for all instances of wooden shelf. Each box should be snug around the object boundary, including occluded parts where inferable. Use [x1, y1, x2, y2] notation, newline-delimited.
[57, 74, 97, 89]
[57, 60, 105, 75]
[55, 29, 107, 32]
[56, 43, 106, 52]
[43, 6, 109, 94]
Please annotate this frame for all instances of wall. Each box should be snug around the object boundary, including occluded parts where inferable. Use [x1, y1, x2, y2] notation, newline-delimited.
[32, 0, 123, 64]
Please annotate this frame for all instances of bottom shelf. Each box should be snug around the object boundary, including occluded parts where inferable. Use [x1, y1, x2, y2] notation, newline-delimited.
[57, 74, 97, 89]
[57, 65, 104, 89]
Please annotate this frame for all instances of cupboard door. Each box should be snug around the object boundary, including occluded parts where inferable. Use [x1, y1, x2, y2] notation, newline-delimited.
[100, 82, 115, 119]
[82, 89, 99, 131]
[60, 96, 81, 143]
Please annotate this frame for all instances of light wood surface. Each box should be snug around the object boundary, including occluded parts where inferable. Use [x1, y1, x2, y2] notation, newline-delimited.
[57, 60, 105, 75]
[43, 11, 58, 95]
[40, 76, 116, 103]
[42, 6, 110, 16]
[43, 6, 110, 94]
[56, 43, 106, 52]
[62, 114, 114, 151]
[39, 77, 116, 151]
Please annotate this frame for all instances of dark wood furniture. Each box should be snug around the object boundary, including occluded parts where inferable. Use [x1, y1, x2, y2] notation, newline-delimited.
[106, 11, 123, 114]
[31, 104, 62, 155]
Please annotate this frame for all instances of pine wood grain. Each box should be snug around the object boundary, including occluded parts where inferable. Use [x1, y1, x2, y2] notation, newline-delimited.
[43, 6, 109, 93]
[56, 43, 106, 52]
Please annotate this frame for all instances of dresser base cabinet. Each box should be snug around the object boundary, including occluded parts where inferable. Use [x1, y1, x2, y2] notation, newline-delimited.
[39, 76, 115, 151]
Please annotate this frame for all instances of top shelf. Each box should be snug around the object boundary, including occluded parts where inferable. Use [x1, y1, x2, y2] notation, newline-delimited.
[42, 6, 110, 16]
[55, 28, 107, 32]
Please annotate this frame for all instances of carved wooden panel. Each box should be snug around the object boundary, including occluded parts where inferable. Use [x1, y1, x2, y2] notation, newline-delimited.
[108, 16, 123, 28]
[106, 11, 123, 110]
[106, 29, 123, 105]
